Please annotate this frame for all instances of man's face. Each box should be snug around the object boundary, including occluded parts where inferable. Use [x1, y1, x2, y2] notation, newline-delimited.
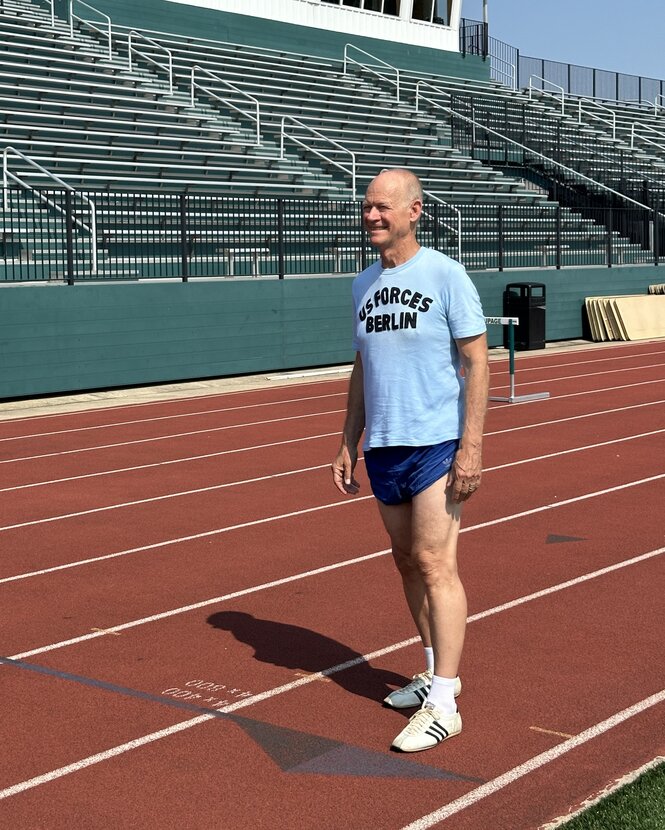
[362, 176, 420, 251]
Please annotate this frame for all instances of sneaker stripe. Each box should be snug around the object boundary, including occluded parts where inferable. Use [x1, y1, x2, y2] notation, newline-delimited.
[427, 723, 449, 741]
[414, 688, 428, 703]
[425, 727, 444, 743]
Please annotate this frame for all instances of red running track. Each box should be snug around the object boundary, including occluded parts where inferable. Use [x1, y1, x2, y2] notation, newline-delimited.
[1, 340, 664, 830]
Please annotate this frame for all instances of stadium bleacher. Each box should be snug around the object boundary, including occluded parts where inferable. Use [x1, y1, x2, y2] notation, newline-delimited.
[0, 0, 662, 282]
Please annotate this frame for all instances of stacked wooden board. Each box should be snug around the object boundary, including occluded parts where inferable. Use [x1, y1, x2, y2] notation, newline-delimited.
[585, 293, 665, 341]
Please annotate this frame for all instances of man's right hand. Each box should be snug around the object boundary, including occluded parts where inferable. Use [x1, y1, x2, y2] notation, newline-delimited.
[331, 445, 360, 495]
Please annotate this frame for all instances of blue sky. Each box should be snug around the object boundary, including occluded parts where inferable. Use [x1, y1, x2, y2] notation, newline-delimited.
[461, 0, 664, 82]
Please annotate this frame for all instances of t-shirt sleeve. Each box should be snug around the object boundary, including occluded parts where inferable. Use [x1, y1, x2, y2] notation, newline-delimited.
[445, 263, 487, 340]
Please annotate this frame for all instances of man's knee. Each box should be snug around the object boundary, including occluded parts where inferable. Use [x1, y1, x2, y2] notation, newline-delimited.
[413, 546, 459, 586]
[392, 544, 419, 578]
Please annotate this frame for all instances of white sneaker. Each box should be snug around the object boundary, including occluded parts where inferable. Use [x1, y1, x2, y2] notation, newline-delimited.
[383, 671, 462, 709]
[391, 703, 462, 753]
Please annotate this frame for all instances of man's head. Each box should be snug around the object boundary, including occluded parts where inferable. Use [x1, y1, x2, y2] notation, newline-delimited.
[362, 169, 423, 258]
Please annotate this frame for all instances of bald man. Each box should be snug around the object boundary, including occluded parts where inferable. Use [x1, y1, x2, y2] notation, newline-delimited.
[332, 169, 489, 752]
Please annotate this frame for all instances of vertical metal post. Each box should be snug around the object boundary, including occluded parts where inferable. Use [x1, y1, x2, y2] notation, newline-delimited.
[277, 198, 285, 280]
[65, 189, 75, 285]
[654, 200, 660, 266]
[497, 205, 504, 272]
[432, 201, 439, 251]
[508, 320, 516, 400]
[606, 207, 613, 268]
[555, 204, 562, 269]
[179, 193, 188, 282]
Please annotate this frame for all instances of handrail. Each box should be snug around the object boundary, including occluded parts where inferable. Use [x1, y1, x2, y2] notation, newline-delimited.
[280, 116, 355, 196]
[578, 98, 616, 139]
[630, 121, 665, 152]
[528, 75, 564, 114]
[415, 79, 450, 112]
[2, 146, 97, 274]
[343, 43, 400, 102]
[69, 0, 112, 61]
[655, 94, 665, 115]
[491, 55, 516, 91]
[417, 86, 653, 211]
[190, 65, 260, 146]
[423, 191, 462, 264]
[128, 30, 173, 95]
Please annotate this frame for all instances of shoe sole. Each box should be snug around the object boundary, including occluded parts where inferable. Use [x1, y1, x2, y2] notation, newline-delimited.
[392, 728, 461, 752]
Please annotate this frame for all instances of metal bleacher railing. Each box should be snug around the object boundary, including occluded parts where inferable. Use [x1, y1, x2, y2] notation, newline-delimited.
[1, 190, 662, 284]
[460, 18, 665, 107]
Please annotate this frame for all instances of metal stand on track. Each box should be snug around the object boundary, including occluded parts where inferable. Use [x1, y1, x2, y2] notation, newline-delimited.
[485, 316, 551, 403]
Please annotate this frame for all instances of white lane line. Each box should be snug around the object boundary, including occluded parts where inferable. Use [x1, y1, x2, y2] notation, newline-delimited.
[2, 399, 662, 494]
[2, 378, 663, 466]
[0, 392, 345, 444]
[4, 348, 659, 442]
[0, 408, 345, 465]
[2, 428, 664, 534]
[0, 460, 334, 532]
[493, 378, 665, 409]
[2, 545, 663, 802]
[6, 477, 665, 650]
[491, 361, 665, 389]
[400, 690, 665, 830]
[493, 349, 665, 376]
[0, 431, 340, 494]
[485, 399, 665, 436]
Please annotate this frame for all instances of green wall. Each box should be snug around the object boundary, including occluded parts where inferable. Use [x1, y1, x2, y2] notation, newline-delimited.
[0, 265, 661, 400]
[55, 0, 489, 79]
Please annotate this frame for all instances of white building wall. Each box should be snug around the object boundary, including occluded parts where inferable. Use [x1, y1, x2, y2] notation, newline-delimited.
[166, 0, 462, 52]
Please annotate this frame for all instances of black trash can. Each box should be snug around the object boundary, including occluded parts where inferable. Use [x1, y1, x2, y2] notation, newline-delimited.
[503, 283, 546, 350]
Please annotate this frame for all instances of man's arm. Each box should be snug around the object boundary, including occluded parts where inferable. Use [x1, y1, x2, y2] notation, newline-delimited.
[331, 352, 365, 495]
[448, 332, 489, 503]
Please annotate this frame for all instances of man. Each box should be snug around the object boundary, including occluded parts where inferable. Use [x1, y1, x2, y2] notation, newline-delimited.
[331, 168, 489, 753]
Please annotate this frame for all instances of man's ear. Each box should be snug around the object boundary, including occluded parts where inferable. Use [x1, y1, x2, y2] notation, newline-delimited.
[410, 199, 423, 223]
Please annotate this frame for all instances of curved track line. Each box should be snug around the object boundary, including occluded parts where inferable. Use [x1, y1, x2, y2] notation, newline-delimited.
[2, 546, 663, 802]
[2, 429, 663, 533]
[399, 690, 665, 830]
[7, 475, 665, 651]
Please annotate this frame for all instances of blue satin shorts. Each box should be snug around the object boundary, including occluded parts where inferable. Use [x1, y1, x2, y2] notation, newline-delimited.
[364, 439, 459, 506]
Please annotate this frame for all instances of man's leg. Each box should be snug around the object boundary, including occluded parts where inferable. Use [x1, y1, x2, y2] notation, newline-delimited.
[410, 476, 466, 682]
[390, 477, 466, 752]
[375, 500, 431, 648]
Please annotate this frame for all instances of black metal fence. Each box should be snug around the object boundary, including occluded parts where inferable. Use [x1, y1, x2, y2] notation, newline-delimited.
[460, 18, 665, 104]
[0, 189, 661, 283]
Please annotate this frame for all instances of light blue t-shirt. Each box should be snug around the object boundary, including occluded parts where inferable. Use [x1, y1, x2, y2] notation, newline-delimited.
[352, 247, 486, 449]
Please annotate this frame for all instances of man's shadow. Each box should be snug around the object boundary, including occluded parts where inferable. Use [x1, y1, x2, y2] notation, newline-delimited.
[207, 610, 409, 705]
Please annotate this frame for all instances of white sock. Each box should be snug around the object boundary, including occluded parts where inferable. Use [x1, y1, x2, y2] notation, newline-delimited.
[423, 646, 434, 674]
[425, 675, 457, 715]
